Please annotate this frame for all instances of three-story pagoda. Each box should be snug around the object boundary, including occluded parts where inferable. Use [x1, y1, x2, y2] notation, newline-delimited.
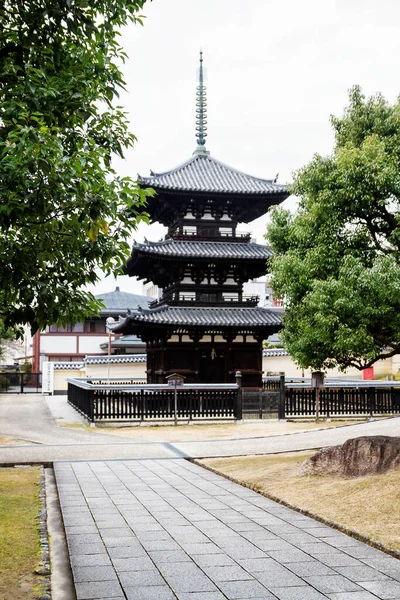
[114, 53, 289, 386]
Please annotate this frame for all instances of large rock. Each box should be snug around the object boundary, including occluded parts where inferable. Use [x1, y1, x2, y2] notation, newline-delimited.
[299, 436, 400, 477]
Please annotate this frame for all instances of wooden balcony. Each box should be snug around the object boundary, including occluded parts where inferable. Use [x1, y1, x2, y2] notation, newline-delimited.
[149, 295, 260, 309]
[167, 231, 251, 243]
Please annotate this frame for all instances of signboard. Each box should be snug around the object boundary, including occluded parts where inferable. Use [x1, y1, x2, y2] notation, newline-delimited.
[42, 361, 54, 394]
[166, 373, 185, 387]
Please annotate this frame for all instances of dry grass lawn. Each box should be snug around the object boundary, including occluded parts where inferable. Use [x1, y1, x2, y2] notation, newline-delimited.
[201, 452, 400, 552]
[61, 419, 365, 442]
[0, 467, 41, 600]
[0, 435, 33, 446]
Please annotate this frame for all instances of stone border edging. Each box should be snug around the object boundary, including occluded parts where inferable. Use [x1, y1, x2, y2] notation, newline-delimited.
[36, 465, 52, 600]
[191, 458, 400, 561]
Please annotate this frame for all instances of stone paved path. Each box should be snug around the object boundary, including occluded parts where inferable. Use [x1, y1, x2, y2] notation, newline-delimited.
[55, 459, 400, 600]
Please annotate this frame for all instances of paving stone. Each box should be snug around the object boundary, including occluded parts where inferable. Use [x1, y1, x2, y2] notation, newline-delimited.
[141, 539, 182, 552]
[327, 593, 384, 599]
[267, 548, 316, 563]
[67, 541, 106, 556]
[192, 553, 237, 568]
[268, 586, 327, 599]
[149, 550, 192, 564]
[176, 592, 227, 600]
[307, 527, 344, 538]
[65, 526, 99, 535]
[112, 555, 155, 572]
[217, 579, 275, 598]
[69, 554, 112, 568]
[203, 565, 254, 581]
[358, 579, 400, 598]
[361, 556, 400, 581]
[107, 544, 147, 559]
[305, 575, 363, 594]
[255, 566, 306, 588]
[124, 586, 177, 600]
[222, 544, 266, 560]
[159, 562, 216, 593]
[163, 574, 217, 593]
[68, 534, 102, 545]
[317, 554, 365, 568]
[286, 560, 336, 577]
[101, 536, 138, 548]
[72, 565, 118, 583]
[118, 569, 166, 587]
[181, 542, 223, 555]
[334, 565, 391, 582]
[75, 580, 123, 599]
[342, 545, 387, 560]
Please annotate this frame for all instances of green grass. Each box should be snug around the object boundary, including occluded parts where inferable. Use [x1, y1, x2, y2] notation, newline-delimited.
[0, 467, 41, 600]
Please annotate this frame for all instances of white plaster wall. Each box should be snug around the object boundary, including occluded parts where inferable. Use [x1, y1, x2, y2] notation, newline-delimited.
[262, 355, 364, 379]
[78, 336, 108, 354]
[85, 362, 146, 378]
[54, 369, 83, 391]
[41, 335, 77, 354]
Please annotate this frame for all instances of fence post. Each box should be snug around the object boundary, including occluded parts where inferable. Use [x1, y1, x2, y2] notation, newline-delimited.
[235, 371, 243, 420]
[88, 388, 95, 423]
[368, 387, 375, 419]
[312, 371, 324, 421]
[278, 374, 285, 420]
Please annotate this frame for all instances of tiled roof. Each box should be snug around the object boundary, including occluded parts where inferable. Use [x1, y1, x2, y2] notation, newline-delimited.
[262, 349, 288, 357]
[85, 354, 147, 365]
[53, 362, 84, 370]
[131, 239, 273, 260]
[139, 154, 287, 195]
[113, 306, 282, 330]
[95, 288, 150, 313]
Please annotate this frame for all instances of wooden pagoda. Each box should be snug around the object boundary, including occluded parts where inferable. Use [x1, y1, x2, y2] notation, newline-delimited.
[113, 52, 289, 386]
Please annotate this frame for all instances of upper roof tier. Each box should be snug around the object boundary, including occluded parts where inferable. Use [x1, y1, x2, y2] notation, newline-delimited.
[130, 239, 273, 261]
[139, 153, 287, 196]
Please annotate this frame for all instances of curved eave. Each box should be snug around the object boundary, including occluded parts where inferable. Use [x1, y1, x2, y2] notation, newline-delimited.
[111, 307, 283, 334]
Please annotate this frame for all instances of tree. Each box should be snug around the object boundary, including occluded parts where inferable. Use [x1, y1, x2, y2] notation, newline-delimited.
[266, 86, 400, 372]
[0, 322, 16, 361]
[0, 0, 153, 336]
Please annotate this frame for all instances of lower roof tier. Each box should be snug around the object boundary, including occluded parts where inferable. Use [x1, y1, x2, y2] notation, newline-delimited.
[126, 240, 272, 285]
[112, 305, 282, 335]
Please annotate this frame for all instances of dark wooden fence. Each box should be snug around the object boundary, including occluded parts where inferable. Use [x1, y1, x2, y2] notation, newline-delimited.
[68, 379, 241, 422]
[0, 372, 42, 393]
[243, 376, 285, 419]
[285, 386, 400, 417]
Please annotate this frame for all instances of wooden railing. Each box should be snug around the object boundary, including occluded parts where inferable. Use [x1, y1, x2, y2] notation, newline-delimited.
[67, 379, 241, 422]
[285, 386, 400, 417]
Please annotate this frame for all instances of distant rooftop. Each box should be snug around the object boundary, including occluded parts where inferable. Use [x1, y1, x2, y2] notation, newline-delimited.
[95, 287, 150, 313]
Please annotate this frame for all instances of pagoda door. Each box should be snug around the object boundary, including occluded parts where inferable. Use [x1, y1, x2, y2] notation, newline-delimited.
[200, 348, 226, 383]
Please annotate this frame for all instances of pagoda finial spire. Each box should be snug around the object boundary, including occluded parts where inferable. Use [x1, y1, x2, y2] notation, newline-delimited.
[194, 50, 209, 155]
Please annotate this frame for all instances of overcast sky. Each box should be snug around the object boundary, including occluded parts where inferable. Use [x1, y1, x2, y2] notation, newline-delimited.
[92, 0, 400, 295]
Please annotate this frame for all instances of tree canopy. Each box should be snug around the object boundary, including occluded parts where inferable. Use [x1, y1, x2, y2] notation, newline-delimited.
[0, 0, 153, 335]
[267, 86, 400, 371]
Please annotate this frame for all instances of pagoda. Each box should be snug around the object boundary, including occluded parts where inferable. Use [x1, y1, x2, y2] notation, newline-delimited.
[113, 53, 289, 386]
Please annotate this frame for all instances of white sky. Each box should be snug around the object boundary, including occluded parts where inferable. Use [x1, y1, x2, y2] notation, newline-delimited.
[91, 0, 400, 295]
